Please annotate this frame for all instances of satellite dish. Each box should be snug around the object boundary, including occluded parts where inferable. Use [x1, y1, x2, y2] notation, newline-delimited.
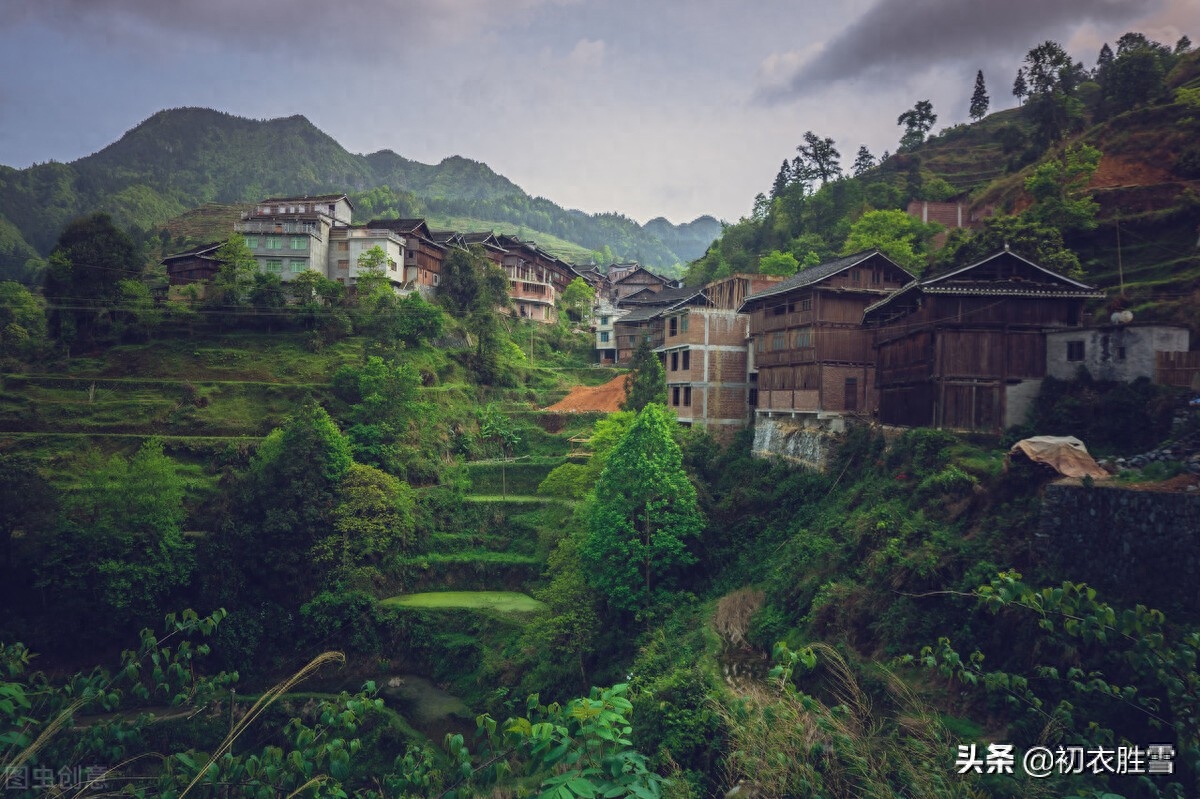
[1110, 310, 1133, 324]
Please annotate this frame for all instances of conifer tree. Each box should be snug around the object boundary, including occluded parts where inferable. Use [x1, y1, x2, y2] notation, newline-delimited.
[770, 160, 791, 198]
[1012, 67, 1028, 104]
[852, 146, 877, 176]
[969, 70, 990, 120]
[621, 340, 666, 412]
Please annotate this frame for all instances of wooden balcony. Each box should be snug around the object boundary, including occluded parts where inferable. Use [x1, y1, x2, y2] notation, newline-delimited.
[751, 309, 815, 333]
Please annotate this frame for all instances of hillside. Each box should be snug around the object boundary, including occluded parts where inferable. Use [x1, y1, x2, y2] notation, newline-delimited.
[0, 107, 719, 279]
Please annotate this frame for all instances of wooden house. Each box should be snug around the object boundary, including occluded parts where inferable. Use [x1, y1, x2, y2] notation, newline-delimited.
[741, 250, 914, 417]
[366, 219, 446, 297]
[611, 265, 674, 301]
[863, 249, 1102, 432]
[163, 241, 223, 286]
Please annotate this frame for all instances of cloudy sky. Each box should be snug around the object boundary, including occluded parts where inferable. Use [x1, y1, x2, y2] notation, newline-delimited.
[0, 0, 1192, 225]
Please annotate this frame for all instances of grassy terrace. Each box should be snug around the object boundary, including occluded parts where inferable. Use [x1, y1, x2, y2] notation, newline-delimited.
[379, 591, 545, 614]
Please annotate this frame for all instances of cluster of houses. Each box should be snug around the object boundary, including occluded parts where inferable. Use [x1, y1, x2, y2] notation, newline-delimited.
[162, 193, 578, 324]
[162, 192, 1194, 438]
[595, 248, 1193, 438]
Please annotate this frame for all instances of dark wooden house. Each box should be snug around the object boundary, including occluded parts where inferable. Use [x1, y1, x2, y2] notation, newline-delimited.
[740, 250, 913, 417]
[162, 241, 223, 286]
[863, 249, 1102, 432]
[367, 219, 446, 296]
[611, 265, 674, 301]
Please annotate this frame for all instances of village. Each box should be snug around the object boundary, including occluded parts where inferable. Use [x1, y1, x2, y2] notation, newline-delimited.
[163, 192, 1197, 458]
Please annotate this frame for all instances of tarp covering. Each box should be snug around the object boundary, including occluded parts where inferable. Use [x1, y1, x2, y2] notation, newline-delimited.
[1008, 436, 1109, 479]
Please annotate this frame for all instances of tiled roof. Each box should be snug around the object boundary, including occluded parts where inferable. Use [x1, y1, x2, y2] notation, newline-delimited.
[614, 306, 666, 323]
[162, 241, 223, 261]
[260, 193, 351, 206]
[741, 250, 906, 308]
[620, 286, 698, 306]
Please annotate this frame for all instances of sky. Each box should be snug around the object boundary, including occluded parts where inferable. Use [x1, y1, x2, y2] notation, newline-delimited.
[0, 0, 1193, 226]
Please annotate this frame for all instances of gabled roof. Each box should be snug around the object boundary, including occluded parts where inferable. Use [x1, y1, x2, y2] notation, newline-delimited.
[260, 193, 353, 209]
[613, 305, 666, 323]
[862, 249, 1103, 321]
[366, 218, 444, 248]
[612, 265, 672, 285]
[620, 285, 699, 307]
[162, 241, 223, 262]
[740, 250, 910, 309]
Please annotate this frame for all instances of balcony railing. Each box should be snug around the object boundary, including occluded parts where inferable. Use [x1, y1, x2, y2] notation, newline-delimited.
[235, 221, 321, 236]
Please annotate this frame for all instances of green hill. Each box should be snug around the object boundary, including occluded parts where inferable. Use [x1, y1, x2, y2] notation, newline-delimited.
[0, 107, 720, 278]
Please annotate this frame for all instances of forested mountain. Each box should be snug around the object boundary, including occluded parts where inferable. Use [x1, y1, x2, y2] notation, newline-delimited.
[0, 107, 717, 280]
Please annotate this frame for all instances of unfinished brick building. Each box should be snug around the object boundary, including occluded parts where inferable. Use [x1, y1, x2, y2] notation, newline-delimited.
[659, 274, 784, 434]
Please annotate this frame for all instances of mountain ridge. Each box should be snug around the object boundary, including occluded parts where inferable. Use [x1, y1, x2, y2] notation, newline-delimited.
[0, 107, 722, 280]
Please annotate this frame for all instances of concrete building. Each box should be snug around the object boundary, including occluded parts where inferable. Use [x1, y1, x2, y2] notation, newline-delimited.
[595, 299, 629, 364]
[1046, 324, 1190, 383]
[327, 226, 407, 291]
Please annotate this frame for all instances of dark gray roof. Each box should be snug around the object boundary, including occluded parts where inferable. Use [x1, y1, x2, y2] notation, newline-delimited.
[614, 306, 665, 323]
[620, 285, 698, 306]
[162, 241, 223, 262]
[740, 250, 909, 309]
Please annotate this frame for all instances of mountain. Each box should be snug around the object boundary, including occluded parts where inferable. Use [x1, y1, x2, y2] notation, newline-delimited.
[0, 108, 719, 281]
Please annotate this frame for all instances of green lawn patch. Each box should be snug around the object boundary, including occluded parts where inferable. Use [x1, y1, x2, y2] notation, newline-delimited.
[380, 591, 545, 613]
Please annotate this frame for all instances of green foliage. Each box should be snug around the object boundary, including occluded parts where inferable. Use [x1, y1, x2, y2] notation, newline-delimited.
[1029, 375, 1176, 453]
[0, 282, 46, 359]
[43, 213, 141, 346]
[622, 341, 667, 412]
[935, 214, 1083, 277]
[758, 250, 799, 277]
[560, 277, 596, 322]
[898, 100, 937, 150]
[210, 232, 258, 307]
[841, 209, 940, 272]
[582, 404, 703, 616]
[970, 70, 990, 120]
[318, 462, 416, 587]
[1024, 143, 1103, 232]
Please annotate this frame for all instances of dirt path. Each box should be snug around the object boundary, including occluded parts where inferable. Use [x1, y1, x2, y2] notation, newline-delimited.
[543, 374, 629, 413]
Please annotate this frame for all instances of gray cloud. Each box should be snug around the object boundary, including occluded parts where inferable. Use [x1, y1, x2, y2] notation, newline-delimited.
[758, 0, 1157, 102]
[2, 0, 564, 62]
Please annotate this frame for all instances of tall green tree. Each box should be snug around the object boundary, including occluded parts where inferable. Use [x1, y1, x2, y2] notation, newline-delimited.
[969, 70, 990, 120]
[209, 232, 258, 308]
[43, 439, 193, 638]
[0, 281, 46, 359]
[852, 146, 877, 177]
[1023, 143, 1102, 232]
[621, 340, 667, 412]
[559, 276, 596, 322]
[842, 209, 940, 272]
[897, 100, 937, 150]
[42, 213, 141, 347]
[315, 463, 416, 588]
[581, 403, 704, 616]
[1012, 67, 1028, 104]
[759, 250, 800, 277]
[795, 131, 842, 185]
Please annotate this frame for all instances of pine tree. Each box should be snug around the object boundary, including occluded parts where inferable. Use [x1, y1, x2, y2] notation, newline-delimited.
[969, 70, 990, 120]
[770, 160, 791, 198]
[1012, 67, 1028, 104]
[852, 145, 877, 176]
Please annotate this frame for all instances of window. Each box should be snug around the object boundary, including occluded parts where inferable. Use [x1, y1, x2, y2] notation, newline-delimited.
[850, 269, 861, 284]
[798, 297, 812, 312]
[682, 350, 690, 370]
[600, 315, 609, 326]
[244, 236, 259, 249]
[681, 315, 689, 332]
[1067, 341, 1085, 362]
[670, 352, 678, 371]
[337, 259, 350, 272]
[771, 304, 786, 316]
[265, 237, 282, 250]
[289, 259, 306, 273]
[1116, 346, 1126, 361]
[771, 332, 786, 351]
[265, 259, 283, 274]
[600, 331, 609, 343]
[871, 268, 881, 285]
[336, 241, 349, 252]
[672, 386, 681, 406]
[290, 237, 308, 250]
[844, 378, 858, 411]
[683, 387, 692, 407]
[794, 327, 812, 348]
[669, 317, 678, 336]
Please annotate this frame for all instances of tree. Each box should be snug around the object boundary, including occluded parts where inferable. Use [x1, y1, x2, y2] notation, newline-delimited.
[559, 276, 596, 322]
[852, 146, 877, 177]
[0, 455, 55, 582]
[1104, 33, 1172, 113]
[795, 131, 842, 185]
[0, 281, 46, 359]
[44, 439, 193, 638]
[394, 291, 444, 346]
[1176, 35, 1193, 55]
[1012, 67, 1028, 104]
[438, 245, 510, 382]
[209, 232, 258, 309]
[969, 70, 990, 120]
[935, 214, 1083, 278]
[842, 209, 940, 273]
[315, 463, 416, 588]
[581, 403, 704, 616]
[1095, 42, 1115, 81]
[42, 213, 140, 347]
[771, 160, 792, 198]
[759, 250, 799, 277]
[897, 100, 937, 150]
[621, 340, 666, 412]
[1023, 143, 1102, 232]
[1024, 40, 1074, 96]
